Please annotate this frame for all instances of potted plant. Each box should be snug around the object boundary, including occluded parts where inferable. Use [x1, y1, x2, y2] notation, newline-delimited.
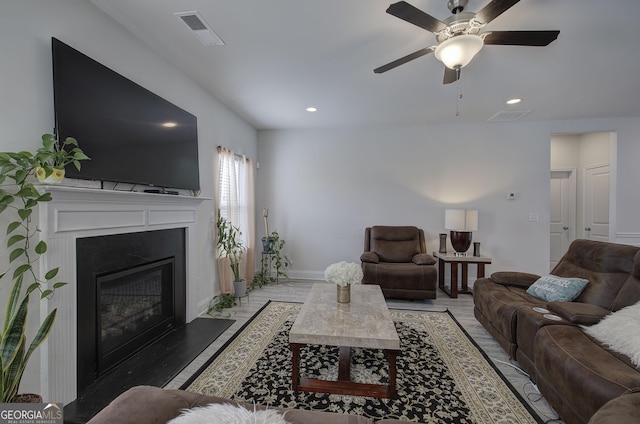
[34, 133, 89, 183]
[216, 214, 247, 297]
[252, 230, 288, 289]
[0, 133, 89, 402]
[325, 261, 363, 303]
[260, 208, 279, 253]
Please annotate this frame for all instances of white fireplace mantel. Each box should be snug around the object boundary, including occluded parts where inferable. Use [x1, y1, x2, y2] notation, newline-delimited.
[37, 186, 209, 404]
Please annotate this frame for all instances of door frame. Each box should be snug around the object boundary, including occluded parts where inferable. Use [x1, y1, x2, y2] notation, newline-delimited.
[549, 131, 617, 263]
[550, 169, 577, 269]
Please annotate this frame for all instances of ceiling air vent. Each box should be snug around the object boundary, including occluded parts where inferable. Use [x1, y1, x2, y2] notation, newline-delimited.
[487, 110, 530, 122]
[174, 11, 224, 46]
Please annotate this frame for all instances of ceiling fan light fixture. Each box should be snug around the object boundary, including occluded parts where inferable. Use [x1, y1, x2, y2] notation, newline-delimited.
[435, 34, 484, 70]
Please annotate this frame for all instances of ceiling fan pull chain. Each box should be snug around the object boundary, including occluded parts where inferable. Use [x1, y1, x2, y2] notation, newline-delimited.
[455, 67, 462, 116]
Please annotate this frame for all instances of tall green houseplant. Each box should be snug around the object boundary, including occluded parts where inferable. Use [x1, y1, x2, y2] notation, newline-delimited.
[0, 133, 89, 402]
[216, 213, 247, 296]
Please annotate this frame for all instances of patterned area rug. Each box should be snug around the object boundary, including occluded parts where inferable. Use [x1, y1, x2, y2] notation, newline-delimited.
[183, 301, 542, 423]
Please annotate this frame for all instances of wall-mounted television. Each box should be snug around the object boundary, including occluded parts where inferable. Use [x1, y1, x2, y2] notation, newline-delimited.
[51, 38, 200, 191]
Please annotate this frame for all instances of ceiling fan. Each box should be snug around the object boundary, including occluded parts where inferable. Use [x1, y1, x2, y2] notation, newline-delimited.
[374, 0, 560, 84]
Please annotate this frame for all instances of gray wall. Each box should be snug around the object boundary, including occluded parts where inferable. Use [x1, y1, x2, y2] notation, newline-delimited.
[257, 118, 640, 279]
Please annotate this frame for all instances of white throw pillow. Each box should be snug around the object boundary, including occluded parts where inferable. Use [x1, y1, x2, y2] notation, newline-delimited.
[582, 300, 640, 367]
[167, 403, 291, 424]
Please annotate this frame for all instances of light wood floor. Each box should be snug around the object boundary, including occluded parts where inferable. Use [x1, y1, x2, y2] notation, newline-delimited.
[166, 280, 563, 423]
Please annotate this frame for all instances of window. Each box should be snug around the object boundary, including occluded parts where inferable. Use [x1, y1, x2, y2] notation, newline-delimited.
[216, 147, 255, 287]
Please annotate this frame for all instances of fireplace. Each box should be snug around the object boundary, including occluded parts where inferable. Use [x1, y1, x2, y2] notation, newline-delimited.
[36, 186, 204, 403]
[76, 229, 186, 394]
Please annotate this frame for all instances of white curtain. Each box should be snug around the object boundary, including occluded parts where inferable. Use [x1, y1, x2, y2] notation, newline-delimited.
[215, 146, 255, 294]
[238, 154, 255, 287]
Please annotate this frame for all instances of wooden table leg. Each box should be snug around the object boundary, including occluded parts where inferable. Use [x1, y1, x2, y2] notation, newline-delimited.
[386, 349, 398, 399]
[450, 262, 458, 298]
[291, 345, 398, 398]
[477, 263, 486, 278]
[438, 259, 445, 291]
[461, 263, 469, 294]
[290, 343, 302, 391]
[338, 346, 351, 382]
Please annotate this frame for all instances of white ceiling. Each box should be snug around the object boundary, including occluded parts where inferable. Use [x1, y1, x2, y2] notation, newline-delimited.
[90, 0, 640, 130]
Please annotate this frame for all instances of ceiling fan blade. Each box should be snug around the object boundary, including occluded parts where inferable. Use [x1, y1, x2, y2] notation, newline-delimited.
[386, 1, 448, 33]
[483, 30, 560, 46]
[474, 0, 521, 24]
[374, 47, 435, 74]
[443, 67, 459, 84]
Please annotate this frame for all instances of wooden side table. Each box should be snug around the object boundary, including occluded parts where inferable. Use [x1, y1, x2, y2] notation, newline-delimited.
[433, 251, 492, 298]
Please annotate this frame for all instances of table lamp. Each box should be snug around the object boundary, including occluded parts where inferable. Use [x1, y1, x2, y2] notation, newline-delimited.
[445, 209, 478, 256]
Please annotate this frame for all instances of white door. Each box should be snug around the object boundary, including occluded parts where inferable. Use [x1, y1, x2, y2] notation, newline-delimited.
[584, 164, 610, 242]
[550, 170, 575, 270]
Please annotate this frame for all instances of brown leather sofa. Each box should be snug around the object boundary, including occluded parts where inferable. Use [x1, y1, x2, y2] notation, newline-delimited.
[360, 226, 437, 299]
[86, 385, 412, 423]
[473, 239, 640, 424]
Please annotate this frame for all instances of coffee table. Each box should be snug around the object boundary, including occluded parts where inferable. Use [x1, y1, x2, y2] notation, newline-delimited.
[289, 283, 400, 398]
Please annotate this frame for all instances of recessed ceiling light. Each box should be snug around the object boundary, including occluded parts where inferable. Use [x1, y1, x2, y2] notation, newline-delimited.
[306, 107, 318, 112]
[506, 98, 522, 105]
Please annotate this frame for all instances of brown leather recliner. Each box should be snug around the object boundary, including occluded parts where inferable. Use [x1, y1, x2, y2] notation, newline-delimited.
[360, 226, 437, 300]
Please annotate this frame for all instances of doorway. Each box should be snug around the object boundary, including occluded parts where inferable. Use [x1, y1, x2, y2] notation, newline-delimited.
[550, 132, 616, 270]
[550, 170, 575, 269]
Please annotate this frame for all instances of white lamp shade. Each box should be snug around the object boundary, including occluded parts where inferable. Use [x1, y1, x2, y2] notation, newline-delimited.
[465, 210, 478, 231]
[434, 34, 484, 69]
[445, 209, 478, 231]
[445, 209, 466, 230]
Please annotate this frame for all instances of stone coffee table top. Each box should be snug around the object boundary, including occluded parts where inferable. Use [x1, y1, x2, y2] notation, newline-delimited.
[289, 283, 400, 350]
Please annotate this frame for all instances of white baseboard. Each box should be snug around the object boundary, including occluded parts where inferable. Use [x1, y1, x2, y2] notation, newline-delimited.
[286, 270, 325, 280]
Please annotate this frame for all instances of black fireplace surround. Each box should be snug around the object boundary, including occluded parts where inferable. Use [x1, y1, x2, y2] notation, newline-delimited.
[76, 229, 186, 394]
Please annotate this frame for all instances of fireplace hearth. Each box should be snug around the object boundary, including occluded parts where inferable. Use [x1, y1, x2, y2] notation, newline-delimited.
[76, 229, 186, 394]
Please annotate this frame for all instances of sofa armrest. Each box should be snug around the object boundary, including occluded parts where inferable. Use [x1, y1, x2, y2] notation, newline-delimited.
[412, 253, 436, 265]
[546, 302, 610, 325]
[360, 252, 379, 263]
[489, 271, 540, 288]
[87, 386, 208, 423]
[588, 392, 640, 424]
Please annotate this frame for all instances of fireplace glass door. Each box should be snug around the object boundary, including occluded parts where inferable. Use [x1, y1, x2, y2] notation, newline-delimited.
[96, 257, 175, 374]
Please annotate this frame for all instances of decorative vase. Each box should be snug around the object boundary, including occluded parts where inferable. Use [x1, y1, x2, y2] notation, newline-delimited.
[473, 242, 481, 257]
[36, 167, 65, 184]
[337, 284, 350, 303]
[439, 233, 447, 253]
[233, 279, 246, 297]
[261, 236, 276, 253]
[15, 393, 43, 403]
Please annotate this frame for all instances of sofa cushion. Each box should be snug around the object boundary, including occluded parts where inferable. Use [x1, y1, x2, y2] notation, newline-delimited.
[582, 300, 640, 367]
[369, 226, 421, 263]
[526, 275, 589, 302]
[551, 239, 638, 309]
[168, 403, 290, 424]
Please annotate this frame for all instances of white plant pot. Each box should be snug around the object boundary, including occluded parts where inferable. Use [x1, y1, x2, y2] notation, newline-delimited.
[233, 279, 247, 297]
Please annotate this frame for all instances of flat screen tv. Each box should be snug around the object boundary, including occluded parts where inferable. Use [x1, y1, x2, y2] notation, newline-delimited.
[51, 38, 200, 191]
